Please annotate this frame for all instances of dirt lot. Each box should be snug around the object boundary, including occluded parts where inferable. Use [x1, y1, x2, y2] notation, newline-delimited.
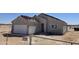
[0, 25, 28, 45]
[0, 25, 79, 45]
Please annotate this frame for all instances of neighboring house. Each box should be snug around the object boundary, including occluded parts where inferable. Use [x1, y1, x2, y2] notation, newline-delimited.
[67, 25, 79, 31]
[11, 13, 67, 35]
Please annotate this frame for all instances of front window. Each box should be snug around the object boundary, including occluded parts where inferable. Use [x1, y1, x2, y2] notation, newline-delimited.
[51, 25, 57, 29]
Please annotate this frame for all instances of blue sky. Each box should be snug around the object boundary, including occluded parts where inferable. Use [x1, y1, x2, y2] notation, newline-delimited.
[0, 13, 79, 25]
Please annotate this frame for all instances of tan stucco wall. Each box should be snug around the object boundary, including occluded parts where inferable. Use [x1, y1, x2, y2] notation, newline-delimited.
[12, 15, 67, 35]
[12, 16, 39, 34]
[34, 15, 67, 34]
[47, 22, 64, 34]
[12, 16, 28, 25]
[37, 17, 47, 33]
[42, 15, 67, 34]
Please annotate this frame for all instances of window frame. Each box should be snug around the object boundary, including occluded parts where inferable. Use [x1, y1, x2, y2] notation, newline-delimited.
[51, 24, 57, 29]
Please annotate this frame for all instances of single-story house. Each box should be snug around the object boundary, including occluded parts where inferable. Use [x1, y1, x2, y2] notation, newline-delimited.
[11, 13, 67, 35]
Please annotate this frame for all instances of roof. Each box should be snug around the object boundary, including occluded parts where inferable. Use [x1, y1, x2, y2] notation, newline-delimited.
[20, 15, 33, 19]
[12, 15, 38, 24]
[21, 15, 40, 22]
[38, 13, 67, 24]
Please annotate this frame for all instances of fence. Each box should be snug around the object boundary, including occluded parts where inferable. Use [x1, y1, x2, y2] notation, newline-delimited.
[1, 24, 79, 45]
[5, 34, 28, 45]
[1, 33, 79, 45]
[27, 35, 79, 45]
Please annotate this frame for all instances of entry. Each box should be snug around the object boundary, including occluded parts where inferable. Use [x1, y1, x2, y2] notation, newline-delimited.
[41, 23, 44, 32]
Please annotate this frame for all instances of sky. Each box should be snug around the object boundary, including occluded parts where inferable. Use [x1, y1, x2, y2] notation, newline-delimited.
[0, 13, 79, 25]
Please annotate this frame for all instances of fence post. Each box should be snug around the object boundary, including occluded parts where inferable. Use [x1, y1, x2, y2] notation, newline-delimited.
[71, 43, 73, 45]
[28, 34, 32, 45]
[6, 34, 8, 45]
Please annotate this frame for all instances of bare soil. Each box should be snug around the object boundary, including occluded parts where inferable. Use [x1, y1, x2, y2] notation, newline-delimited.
[0, 25, 79, 45]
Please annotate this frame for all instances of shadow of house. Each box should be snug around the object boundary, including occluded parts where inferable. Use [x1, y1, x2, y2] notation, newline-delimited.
[3, 33, 26, 37]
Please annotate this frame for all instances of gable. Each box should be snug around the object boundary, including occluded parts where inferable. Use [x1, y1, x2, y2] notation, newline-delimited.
[12, 15, 39, 25]
[38, 13, 67, 25]
[33, 16, 46, 23]
[12, 16, 28, 25]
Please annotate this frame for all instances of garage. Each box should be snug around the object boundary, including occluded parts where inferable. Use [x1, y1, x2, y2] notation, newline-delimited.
[13, 25, 27, 34]
[11, 15, 38, 35]
[28, 26, 36, 34]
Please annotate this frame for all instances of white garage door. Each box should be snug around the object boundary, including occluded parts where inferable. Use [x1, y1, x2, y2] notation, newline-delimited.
[28, 26, 36, 34]
[13, 25, 27, 34]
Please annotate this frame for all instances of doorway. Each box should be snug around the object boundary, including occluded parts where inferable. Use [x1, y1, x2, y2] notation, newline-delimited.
[41, 23, 44, 32]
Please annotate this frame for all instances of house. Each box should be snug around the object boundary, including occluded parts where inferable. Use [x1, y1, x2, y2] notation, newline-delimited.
[11, 13, 67, 35]
[67, 25, 79, 31]
[34, 13, 67, 34]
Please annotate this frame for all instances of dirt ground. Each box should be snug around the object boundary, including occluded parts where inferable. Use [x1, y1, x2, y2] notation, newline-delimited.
[0, 25, 28, 45]
[0, 25, 79, 45]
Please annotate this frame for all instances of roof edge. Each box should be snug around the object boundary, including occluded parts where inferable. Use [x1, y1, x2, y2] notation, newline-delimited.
[39, 13, 67, 25]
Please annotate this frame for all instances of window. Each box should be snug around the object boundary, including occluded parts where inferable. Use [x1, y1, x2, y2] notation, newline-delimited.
[51, 25, 57, 29]
[52, 25, 54, 28]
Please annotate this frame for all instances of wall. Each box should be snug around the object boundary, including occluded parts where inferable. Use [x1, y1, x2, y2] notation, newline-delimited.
[35, 16, 47, 33]
[47, 16, 66, 34]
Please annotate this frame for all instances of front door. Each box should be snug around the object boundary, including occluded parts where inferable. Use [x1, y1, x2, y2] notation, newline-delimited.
[41, 23, 44, 32]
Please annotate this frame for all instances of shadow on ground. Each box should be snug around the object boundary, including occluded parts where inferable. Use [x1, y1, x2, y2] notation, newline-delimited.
[34, 33, 63, 36]
[2, 33, 26, 37]
[2, 32, 64, 37]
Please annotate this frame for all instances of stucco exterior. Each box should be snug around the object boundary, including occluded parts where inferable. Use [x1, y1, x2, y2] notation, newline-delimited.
[35, 13, 67, 34]
[12, 15, 38, 34]
[11, 13, 67, 35]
